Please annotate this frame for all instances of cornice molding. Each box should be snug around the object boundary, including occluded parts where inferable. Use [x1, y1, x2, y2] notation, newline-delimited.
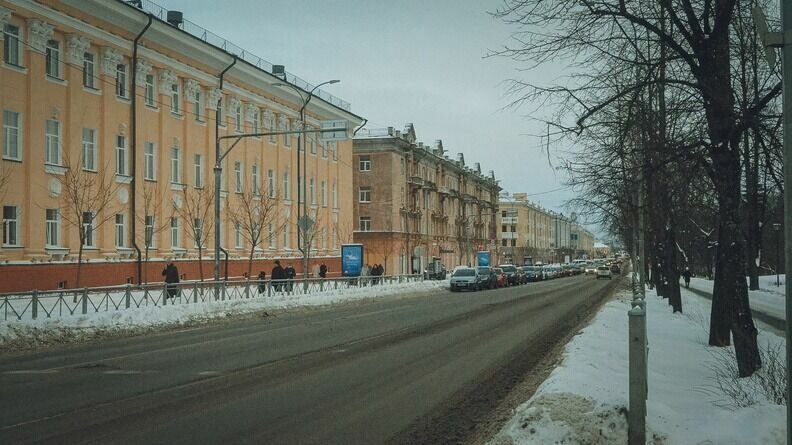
[158, 69, 177, 95]
[184, 78, 200, 99]
[66, 33, 90, 65]
[135, 58, 152, 84]
[101, 46, 122, 75]
[0, 7, 12, 40]
[27, 18, 54, 53]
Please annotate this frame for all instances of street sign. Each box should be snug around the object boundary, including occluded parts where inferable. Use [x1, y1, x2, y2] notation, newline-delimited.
[298, 215, 314, 231]
[320, 120, 349, 141]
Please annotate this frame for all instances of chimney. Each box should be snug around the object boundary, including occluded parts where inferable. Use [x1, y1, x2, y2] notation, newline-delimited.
[489, 170, 495, 180]
[456, 153, 465, 166]
[387, 126, 394, 136]
[166, 10, 184, 27]
[474, 162, 481, 174]
[272, 65, 286, 79]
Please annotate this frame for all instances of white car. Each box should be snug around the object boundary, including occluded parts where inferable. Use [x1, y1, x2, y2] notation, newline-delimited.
[596, 265, 612, 279]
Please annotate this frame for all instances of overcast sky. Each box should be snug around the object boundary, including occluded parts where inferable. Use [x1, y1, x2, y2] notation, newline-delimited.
[160, 0, 592, 232]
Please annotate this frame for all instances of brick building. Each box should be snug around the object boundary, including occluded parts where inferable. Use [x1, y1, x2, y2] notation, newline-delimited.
[352, 125, 500, 274]
[0, 0, 362, 291]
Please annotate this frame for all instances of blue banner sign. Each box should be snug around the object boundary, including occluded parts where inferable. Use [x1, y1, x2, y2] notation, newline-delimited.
[477, 251, 490, 267]
[342, 244, 364, 277]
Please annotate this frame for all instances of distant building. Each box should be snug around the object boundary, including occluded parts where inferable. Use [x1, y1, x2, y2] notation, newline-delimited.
[352, 125, 500, 274]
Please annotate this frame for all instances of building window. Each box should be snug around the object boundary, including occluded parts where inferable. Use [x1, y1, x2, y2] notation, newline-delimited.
[115, 63, 128, 98]
[82, 211, 94, 247]
[115, 135, 127, 175]
[144, 74, 155, 107]
[170, 217, 180, 248]
[267, 169, 275, 198]
[359, 187, 371, 203]
[170, 147, 181, 183]
[194, 218, 203, 246]
[194, 154, 203, 188]
[283, 170, 290, 200]
[234, 222, 242, 249]
[321, 141, 328, 159]
[310, 178, 316, 205]
[297, 175, 304, 203]
[252, 164, 259, 195]
[115, 214, 126, 247]
[171, 80, 181, 115]
[332, 181, 337, 208]
[283, 213, 289, 248]
[3, 110, 20, 160]
[359, 156, 371, 172]
[359, 217, 371, 232]
[235, 105, 242, 132]
[3, 24, 21, 66]
[267, 114, 276, 144]
[82, 128, 97, 171]
[2, 206, 18, 246]
[283, 119, 291, 147]
[83, 52, 96, 89]
[45, 208, 59, 247]
[268, 223, 274, 248]
[331, 141, 337, 161]
[321, 181, 327, 207]
[252, 110, 260, 134]
[144, 215, 155, 248]
[234, 161, 242, 193]
[309, 133, 316, 154]
[45, 40, 61, 79]
[217, 97, 225, 125]
[45, 119, 61, 166]
[194, 88, 203, 121]
[144, 142, 156, 180]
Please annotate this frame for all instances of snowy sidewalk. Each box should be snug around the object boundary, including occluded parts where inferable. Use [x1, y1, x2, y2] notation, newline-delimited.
[688, 276, 786, 323]
[0, 279, 449, 349]
[489, 288, 786, 444]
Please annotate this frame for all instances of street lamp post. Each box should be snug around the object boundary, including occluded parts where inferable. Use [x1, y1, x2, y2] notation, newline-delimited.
[274, 79, 340, 290]
[774, 223, 782, 286]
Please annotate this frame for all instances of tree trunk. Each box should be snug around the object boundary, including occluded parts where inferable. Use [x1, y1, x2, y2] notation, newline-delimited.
[709, 150, 761, 376]
[248, 246, 255, 279]
[744, 131, 761, 291]
[198, 245, 204, 281]
[73, 244, 84, 303]
[144, 246, 150, 284]
[663, 213, 682, 313]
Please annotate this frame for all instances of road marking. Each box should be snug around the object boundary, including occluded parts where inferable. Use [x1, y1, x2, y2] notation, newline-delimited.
[4, 369, 60, 374]
[197, 371, 222, 376]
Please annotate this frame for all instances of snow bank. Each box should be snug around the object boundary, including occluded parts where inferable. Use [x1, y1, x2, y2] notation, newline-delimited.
[490, 289, 786, 444]
[0, 280, 448, 349]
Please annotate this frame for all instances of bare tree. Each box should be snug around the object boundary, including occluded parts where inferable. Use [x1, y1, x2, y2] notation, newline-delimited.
[300, 207, 324, 271]
[228, 188, 279, 278]
[174, 183, 215, 282]
[58, 153, 119, 293]
[334, 219, 354, 246]
[136, 181, 172, 283]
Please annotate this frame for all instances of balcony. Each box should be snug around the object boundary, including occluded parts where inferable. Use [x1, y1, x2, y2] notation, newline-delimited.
[502, 216, 518, 224]
[500, 232, 518, 240]
[408, 176, 424, 187]
[438, 186, 450, 195]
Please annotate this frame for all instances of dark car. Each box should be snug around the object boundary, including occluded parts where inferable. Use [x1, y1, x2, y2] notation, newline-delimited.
[498, 264, 519, 286]
[610, 263, 621, 274]
[476, 266, 497, 289]
[523, 265, 543, 282]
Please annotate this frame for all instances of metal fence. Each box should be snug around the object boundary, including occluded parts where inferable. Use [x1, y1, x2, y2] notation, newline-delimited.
[0, 275, 423, 322]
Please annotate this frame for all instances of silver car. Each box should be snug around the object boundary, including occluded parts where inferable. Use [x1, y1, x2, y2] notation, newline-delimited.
[450, 267, 482, 292]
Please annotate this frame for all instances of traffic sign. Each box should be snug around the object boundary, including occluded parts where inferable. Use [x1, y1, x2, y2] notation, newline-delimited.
[320, 120, 349, 141]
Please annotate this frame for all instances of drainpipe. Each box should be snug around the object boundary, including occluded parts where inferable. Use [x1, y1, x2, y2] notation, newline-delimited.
[131, 14, 153, 285]
[215, 56, 237, 281]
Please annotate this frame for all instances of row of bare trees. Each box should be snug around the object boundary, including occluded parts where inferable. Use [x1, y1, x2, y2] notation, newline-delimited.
[49, 153, 346, 286]
[491, 0, 782, 377]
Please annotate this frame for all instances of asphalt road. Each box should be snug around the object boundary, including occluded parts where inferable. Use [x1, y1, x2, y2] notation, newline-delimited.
[0, 274, 621, 445]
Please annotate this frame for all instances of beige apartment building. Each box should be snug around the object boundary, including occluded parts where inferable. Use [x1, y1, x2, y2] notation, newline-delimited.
[352, 125, 500, 274]
[497, 193, 594, 264]
[0, 0, 362, 291]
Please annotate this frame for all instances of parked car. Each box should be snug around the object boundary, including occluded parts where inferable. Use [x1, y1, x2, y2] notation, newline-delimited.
[492, 267, 509, 288]
[610, 263, 621, 274]
[476, 266, 497, 289]
[450, 267, 482, 291]
[543, 265, 557, 279]
[584, 263, 598, 275]
[596, 265, 612, 279]
[523, 266, 543, 282]
[498, 264, 519, 286]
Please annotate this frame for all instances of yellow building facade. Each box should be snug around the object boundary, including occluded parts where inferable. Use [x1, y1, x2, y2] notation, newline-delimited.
[0, 0, 362, 290]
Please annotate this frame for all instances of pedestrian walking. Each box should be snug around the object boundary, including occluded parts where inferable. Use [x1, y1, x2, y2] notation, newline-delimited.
[682, 267, 691, 289]
[319, 263, 328, 279]
[271, 260, 286, 292]
[257, 271, 267, 294]
[162, 261, 180, 301]
[285, 263, 296, 291]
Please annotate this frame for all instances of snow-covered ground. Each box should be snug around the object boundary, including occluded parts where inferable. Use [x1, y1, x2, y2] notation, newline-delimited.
[0, 279, 448, 349]
[490, 287, 786, 445]
[689, 275, 785, 321]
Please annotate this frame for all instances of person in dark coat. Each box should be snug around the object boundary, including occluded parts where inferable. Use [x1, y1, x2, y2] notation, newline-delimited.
[162, 261, 180, 300]
[257, 271, 267, 294]
[285, 263, 296, 291]
[682, 267, 691, 289]
[319, 263, 328, 279]
[271, 260, 286, 291]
